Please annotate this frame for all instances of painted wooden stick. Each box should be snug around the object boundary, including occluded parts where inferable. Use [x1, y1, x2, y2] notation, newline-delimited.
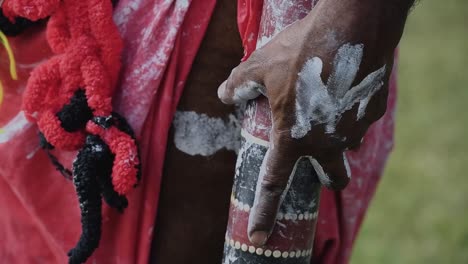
[222, 1, 321, 263]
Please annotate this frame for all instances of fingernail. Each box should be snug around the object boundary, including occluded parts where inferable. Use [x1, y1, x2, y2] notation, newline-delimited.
[217, 81, 228, 100]
[249, 231, 269, 246]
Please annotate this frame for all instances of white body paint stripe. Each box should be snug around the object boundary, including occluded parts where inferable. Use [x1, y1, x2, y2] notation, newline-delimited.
[172, 111, 241, 156]
[291, 43, 387, 138]
[308, 157, 332, 187]
[343, 153, 352, 178]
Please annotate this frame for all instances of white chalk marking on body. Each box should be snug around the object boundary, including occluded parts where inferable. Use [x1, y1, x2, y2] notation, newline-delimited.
[291, 43, 387, 139]
[172, 111, 241, 156]
[232, 81, 265, 103]
[308, 157, 332, 187]
[343, 153, 352, 178]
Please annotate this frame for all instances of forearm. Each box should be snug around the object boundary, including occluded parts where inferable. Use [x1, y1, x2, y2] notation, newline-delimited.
[301, 0, 415, 51]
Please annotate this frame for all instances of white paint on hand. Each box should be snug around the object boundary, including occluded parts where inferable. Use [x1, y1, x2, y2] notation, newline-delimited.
[343, 153, 351, 178]
[291, 43, 387, 138]
[172, 111, 241, 156]
[218, 80, 265, 104]
[232, 81, 265, 103]
[0, 111, 32, 143]
[308, 157, 332, 187]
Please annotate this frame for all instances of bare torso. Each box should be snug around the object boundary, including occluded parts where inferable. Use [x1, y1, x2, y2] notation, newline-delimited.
[150, 1, 243, 263]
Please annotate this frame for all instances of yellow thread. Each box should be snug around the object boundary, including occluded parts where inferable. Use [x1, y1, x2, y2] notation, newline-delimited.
[0, 31, 18, 80]
[0, 31, 18, 133]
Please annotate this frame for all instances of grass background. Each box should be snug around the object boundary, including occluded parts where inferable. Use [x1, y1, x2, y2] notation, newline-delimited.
[350, 0, 468, 263]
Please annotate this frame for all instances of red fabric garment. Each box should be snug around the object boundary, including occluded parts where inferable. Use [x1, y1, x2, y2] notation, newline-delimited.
[0, 1, 215, 263]
[238, 1, 397, 264]
[0, 1, 395, 263]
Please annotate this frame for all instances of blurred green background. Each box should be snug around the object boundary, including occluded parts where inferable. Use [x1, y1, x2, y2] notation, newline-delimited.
[351, 0, 468, 263]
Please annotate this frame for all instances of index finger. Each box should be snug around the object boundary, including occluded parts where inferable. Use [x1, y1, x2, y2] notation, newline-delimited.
[247, 140, 298, 246]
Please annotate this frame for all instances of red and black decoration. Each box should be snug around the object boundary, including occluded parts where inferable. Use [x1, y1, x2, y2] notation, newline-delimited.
[0, 1, 140, 263]
[223, 99, 322, 264]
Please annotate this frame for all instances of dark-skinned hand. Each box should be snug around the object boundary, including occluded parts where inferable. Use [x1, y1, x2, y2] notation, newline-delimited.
[218, 0, 413, 246]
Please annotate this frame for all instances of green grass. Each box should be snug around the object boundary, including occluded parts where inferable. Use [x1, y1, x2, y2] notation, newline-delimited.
[350, 1, 468, 263]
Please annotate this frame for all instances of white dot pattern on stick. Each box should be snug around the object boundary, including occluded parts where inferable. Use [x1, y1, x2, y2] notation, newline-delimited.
[235, 241, 241, 249]
[273, 250, 281, 258]
[241, 244, 248, 252]
[224, 236, 314, 258]
[277, 212, 284, 220]
[249, 246, 256, 253]
[230, 196, 318, 221]
[256, 248, 263, 255]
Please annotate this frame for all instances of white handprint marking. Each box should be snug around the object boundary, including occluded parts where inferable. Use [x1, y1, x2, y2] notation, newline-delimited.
[291, 43, 386, 139]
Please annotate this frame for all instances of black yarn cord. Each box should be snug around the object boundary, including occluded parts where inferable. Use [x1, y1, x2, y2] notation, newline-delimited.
[69, 136, 104, 264]
[45, 149, 73, 179]
[38, 132, 73, 179]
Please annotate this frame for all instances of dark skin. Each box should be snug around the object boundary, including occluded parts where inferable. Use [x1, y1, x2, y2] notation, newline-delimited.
[150, 1, 243, 263]
[152, 0, 414, 262]
[218, 0, 414, 246]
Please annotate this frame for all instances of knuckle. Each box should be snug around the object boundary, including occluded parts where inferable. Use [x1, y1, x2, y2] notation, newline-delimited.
[260, 178, 285, 197]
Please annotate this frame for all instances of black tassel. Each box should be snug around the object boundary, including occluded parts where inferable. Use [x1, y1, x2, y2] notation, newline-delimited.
[69, 136, 104, 264]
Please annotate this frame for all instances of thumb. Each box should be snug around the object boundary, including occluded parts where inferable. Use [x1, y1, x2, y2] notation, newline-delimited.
[217, 59, 266, 105]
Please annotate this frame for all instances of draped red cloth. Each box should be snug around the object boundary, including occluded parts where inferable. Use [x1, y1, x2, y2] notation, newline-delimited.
[0, 1, 395, 263]
[0, 1, 216, 263]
